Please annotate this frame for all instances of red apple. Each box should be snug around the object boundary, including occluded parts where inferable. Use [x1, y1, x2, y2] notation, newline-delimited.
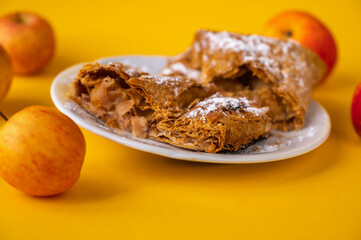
[0, 45, 12, 103]
[0, 106, 86, 197]
[352, 82, 361, 137]
[0, 12, 55, 75]
[262, 10, 337, 84]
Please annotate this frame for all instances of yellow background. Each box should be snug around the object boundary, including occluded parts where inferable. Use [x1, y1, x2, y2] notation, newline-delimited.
[1, 0, 361, 239]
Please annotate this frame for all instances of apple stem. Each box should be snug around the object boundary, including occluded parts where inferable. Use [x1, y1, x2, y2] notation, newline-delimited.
[14, 12, 23, 24]
[0, 111, 8, 121]
[284, 30, 293, 37]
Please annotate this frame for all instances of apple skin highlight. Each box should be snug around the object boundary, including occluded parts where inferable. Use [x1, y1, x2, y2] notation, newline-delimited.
[0, 12, 55, 75]
[352, 83, 361, 138]
[262, 10, 337, 83]
[0, 106, 86, 197]
[0, 45, 12, 103]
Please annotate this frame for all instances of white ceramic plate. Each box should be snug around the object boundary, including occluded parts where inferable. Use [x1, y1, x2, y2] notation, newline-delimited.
[51, 56, 331, 164]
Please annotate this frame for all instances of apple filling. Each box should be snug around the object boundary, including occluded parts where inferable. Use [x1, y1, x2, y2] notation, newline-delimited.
[70, 67, 154, 138]
[69, 62, 272, 153]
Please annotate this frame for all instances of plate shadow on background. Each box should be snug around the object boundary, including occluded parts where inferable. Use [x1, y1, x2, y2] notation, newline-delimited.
[110, 130, 340, 188]
[117, 72, 353, 188]
[41, 53, 80, 78]
[0, 54, 79, 116]
[55, 177, 124, 204]
[47, 56, 346, 198]
[314, 71, 356, 141]
[115, 72, 354, 188]
[0, 97, 50, 117]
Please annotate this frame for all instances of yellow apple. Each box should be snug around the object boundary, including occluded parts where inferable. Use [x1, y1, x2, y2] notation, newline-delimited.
[0, 12, 55, 75]
[0, 45, 12, 103]
[0, 106, 86, 197]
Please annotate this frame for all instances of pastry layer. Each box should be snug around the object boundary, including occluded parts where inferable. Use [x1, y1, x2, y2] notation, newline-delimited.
[69, 62, 270, 152]
[160, 30, 326, 130]
[69, 30, 325, 153]
[156, 92, 271, 152]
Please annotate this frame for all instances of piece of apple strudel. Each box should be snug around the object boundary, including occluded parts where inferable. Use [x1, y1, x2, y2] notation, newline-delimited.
[160, 30, 326, 131]
[69, 29, 325, 153]
[69, 62, 271, 152]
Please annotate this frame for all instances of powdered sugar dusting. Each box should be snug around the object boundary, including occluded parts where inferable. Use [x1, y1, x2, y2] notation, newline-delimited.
[185, 93, 268, 120]
[161, 62, 200, 80]
[205, 32, 273, 54]
[117, 59, 150, 73]
[142, 75, 194, 96]
[106, 62, 144, 77]
[152, 75, 192, 85]
[201, 31, 309, 89]
[142, 75, 187, 85]
[123, 67, 140, 77]
[204, 32, 276, 69]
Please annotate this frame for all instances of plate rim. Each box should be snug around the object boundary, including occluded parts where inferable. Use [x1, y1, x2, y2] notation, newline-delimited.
[50, 55, 331, 164]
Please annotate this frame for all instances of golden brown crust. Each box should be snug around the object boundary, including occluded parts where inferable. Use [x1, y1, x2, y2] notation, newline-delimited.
[68, 30, 325, 153]
[155, 92, 271, 153]
[127, 75, 214, 119]
[69, 62, 151, 133]
[69, 62, 269, 153]
[161, 30, 326, 130]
